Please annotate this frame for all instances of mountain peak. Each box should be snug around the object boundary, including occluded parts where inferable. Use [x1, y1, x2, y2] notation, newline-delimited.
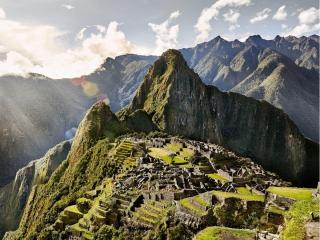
[123, 52, 317, 184]
[246, 35, 263, 45]
[161, 49, 188, 66]
[68, 101, 126, 164]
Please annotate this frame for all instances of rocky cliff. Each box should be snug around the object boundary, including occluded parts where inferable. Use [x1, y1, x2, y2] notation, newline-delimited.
[0, 140, 71, 237]
[124, 49, 318, 185]
[180, 35, 319, 141]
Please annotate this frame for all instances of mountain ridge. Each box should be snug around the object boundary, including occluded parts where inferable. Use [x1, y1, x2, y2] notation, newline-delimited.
[0, 35, 318, 187]
[122, 49, 318, 185]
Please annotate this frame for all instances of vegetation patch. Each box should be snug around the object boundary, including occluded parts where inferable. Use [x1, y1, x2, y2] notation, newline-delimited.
[207, 173, 228, 183]
[212, 189, 265, 202]
[267, 187, 314, 201]
[268, 205, 286, 215]
[180, 198, 207, 216]
[280, 198, 319, 240]
[195, 226, 256, 240]
[166, 143, 182, 152]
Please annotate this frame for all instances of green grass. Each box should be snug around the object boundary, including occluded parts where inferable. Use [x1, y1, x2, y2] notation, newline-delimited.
[77, 197, 92, 204]
[140, 208, 159, 218]
[180, 148, 194, 158]
[180, 198, 207, 216]
[65, 205, 83, 215]
[180, 163, 194, 168]
[194, 195, 210, 207]
[267, 187, 314, 201]
[166, 143, 182, 152]
[237, 187, 252, 195]
[269, 205, 286, 215]
[149, 147, 189, 165]
[207, 173, 228, 183]
[149, 147, 170, 158]
[171, 156, 188, 164]
[133, 211, 156, 224]
[280, 198, 319, 240]
[195, 226, 256, 240]
[212, 189, 265, 202]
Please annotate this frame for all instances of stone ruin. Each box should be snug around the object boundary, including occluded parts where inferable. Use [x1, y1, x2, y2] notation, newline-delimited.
[64, 137, 293, 239]
[116, 155, 220, 201]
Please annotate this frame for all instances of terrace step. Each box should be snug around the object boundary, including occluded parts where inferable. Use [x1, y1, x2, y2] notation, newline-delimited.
[95, 206, 107, 217]
[113, 193, 132, 202]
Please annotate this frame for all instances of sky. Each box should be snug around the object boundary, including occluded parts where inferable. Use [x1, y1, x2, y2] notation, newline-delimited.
[0, 0, 319, 79]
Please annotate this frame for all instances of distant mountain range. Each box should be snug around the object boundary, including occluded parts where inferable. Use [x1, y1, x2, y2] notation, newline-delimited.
[180, 35, 319, 142]
[0, 35, 318, 186]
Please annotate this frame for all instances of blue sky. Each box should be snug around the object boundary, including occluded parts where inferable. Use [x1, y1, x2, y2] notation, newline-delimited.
[0, 0, 318, 78]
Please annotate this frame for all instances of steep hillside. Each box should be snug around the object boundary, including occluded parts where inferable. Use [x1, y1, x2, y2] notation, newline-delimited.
[0, 55, 155, 186]
[123, 49, 318, 185]
[0, 140, 71, 237]
[0, 75, 91, 187]
[4, 101, 128, 239]
[231, 48, 318, 141]
[179, 35, 319, 141]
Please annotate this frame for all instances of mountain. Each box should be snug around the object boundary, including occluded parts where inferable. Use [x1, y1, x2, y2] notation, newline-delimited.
[231, 48, 318, 142]
[84, 54, 157, 110]
[0, 75, 91, 187]
[122, 49, 319, 185]
[3, 59, 318, 239]
[0, 140, 71, 237]
[179, 35, 319, 141]
[0, 35, 318, 187]
[3, 101, 128, 239]
[0, 54, 155, 187]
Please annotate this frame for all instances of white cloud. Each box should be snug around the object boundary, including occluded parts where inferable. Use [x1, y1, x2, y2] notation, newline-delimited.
[223, 9, 240, 31]
[62, 4, 74, 10]
[285, 7, 320, 36]
[76, 27, 87, 40]
[0, 51, 34, 77]
[273, 5, 287, 21]
[195, 0, 251, 43]
[281, 24, 288, 29]
[0, 8, 5, 19]
[298, 7, 320, 25]
[148, 10, 180, 55]
[250, 8, 271, 23]
[0, 10, 150, 78]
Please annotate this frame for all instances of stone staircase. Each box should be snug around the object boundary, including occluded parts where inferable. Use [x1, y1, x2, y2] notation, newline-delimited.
[53, 179, 114, 239]
[112, 191, 138, 214]
[176, 193, 211, 229]
[114, 140, 138, 172]
[126, 201, 168, 229]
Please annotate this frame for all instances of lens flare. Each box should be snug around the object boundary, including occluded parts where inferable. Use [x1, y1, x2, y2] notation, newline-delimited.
[82, 81, 99, 97]
[70, 77, 100, 97]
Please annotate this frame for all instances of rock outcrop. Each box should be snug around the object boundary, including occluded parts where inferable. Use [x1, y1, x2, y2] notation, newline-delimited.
[123, 49, 319, 185]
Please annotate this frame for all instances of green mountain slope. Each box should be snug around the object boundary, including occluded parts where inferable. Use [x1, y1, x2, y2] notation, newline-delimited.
[123, 49, 318, 185]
